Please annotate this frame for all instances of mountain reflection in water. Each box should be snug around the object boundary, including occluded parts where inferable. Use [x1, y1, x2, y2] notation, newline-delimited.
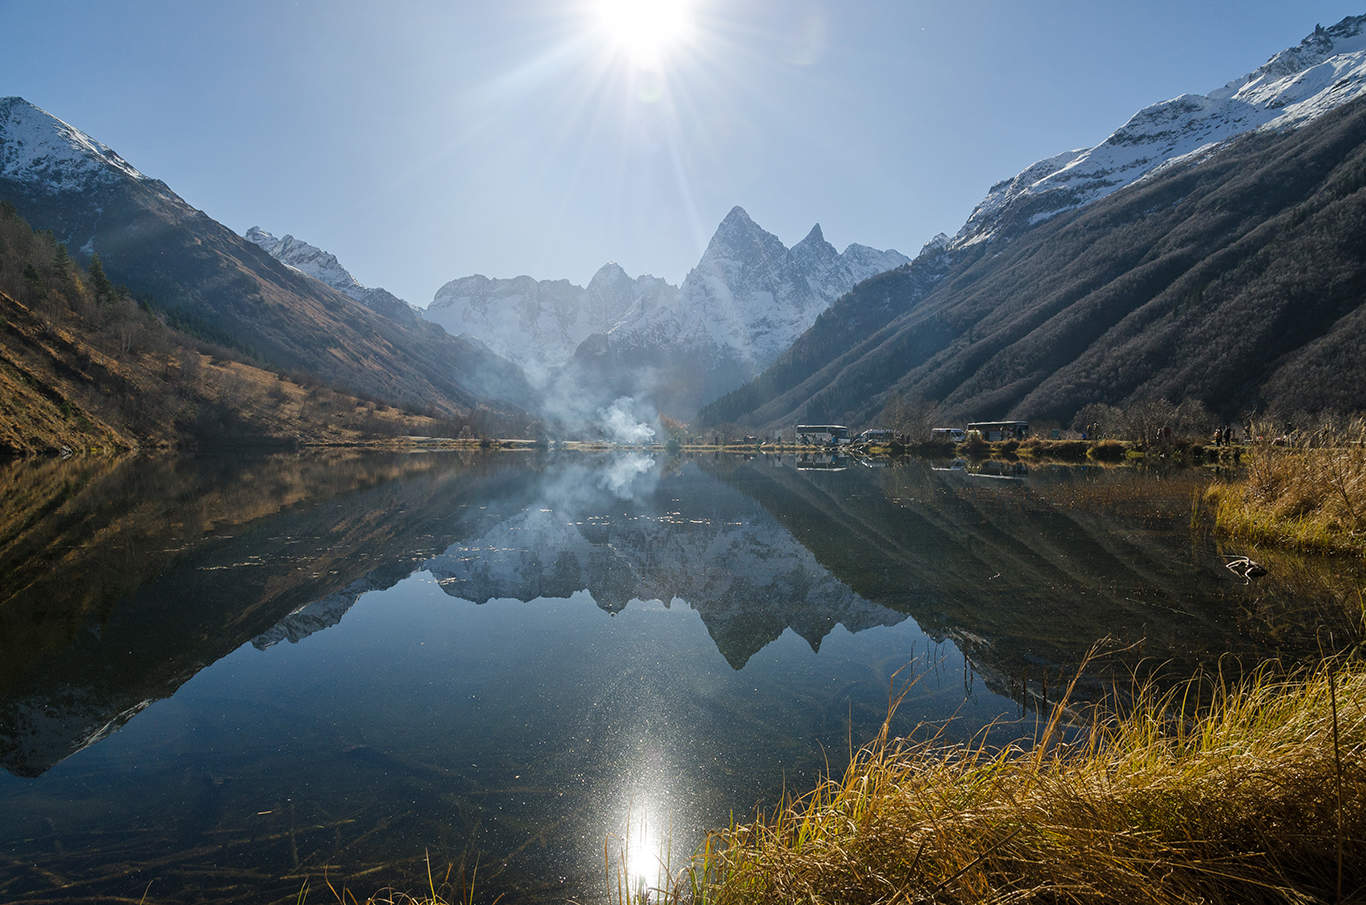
[0, 451, 1359, 904]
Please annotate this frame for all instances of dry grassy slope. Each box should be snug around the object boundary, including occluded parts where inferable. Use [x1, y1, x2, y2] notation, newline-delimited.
[0, 209, 477, 453]
[0, 285, 454, 454]
[1, 168, 533, 421]
[0, 291, 139, 454]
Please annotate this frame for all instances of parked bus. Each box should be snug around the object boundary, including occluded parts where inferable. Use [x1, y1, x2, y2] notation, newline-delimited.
[795, 424, 851, 445]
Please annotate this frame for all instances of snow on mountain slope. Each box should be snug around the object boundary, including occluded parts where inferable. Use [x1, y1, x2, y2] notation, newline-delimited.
[841, 242, 916, 281]
[243, 225, 495, 341]
[953, 14, 1366, 247]
[424, 264, 671, 381]
[251, 579, 373, 650]
[426, 207, 905, 404]
[601, 207, 909, 394]
[244, 227, 366, 299]
[243, 225, 425, 320]
[0, 97, 150, 193]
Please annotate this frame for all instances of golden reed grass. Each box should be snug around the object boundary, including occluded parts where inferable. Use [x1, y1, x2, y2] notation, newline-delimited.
[616, 662, 1366, 905]
[333, 663, 1366, 905]
[1208, 419, 1366, 556]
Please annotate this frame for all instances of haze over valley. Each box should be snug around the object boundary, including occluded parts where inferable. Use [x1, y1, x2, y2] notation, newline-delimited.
[6, 12, 1366, 443]
[4, 5, 1366, 905]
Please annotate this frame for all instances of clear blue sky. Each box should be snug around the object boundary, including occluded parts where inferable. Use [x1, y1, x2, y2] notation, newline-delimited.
[2, 0, 1361, 304]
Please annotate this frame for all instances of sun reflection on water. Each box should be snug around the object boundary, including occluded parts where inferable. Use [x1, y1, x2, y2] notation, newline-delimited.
[613, 786, 678, 899]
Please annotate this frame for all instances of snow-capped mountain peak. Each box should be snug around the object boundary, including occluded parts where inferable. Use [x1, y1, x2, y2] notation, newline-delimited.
[1217, 14, 1366, 92]
[0, 97, 149, 192]
[244, 226, 365, 298]
[719, 203, 757, 231]
[951, 14, 1366, 248]
[700, 205, 787, 267]
[791, 223, 838, 267]
[588, 207, 908, 415]
[798, 222, 825, 244]
[244, 225, 429, 328]
[588, 261, 631, 291]
[424, 264, 670, 382]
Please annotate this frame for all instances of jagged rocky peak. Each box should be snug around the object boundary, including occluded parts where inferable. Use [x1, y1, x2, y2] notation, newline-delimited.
[841, 242, 911, 280]
[719, 203, 757, 231]
[244, 225, 426, 327]
[775, 219, 907, 283]
[951, 13, 1366, 248]
[588, 204, 909, 416]
[588, 261, 631, 293]
[425, 262, 672, 379]
[424, 203, 905, 416]
[1221, 14, 1366, 88]
[0, 96, 149, 193]
[919, 232, 950, 254]
[702, 204, 788, 263]
[244, 226, 365, 298]
[791, 223, 839, 268]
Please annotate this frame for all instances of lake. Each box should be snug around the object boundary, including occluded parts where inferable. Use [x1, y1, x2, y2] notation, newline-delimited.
[1, 451, 1359, 903]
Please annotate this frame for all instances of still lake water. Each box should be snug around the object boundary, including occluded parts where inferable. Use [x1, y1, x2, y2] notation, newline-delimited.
[1, 451, 1360, 903]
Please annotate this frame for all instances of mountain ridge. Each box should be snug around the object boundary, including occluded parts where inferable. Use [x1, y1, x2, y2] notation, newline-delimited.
[0, 97, 536, 426]
[952, 14, 1366, 249]
[424, 263, 668, 383]
[703, 94, 1366, 430]
[701, 14, 1366, 432]
[564, 205, 908, 419]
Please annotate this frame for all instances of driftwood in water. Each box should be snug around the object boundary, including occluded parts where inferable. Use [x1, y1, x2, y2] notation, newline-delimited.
[1225, 555, 1268, 581]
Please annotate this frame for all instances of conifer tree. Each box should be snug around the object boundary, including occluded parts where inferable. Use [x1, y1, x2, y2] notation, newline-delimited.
[89, 254, 113, 303]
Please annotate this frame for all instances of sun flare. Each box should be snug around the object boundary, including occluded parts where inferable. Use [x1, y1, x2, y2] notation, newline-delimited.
[594, 0, 694, 67]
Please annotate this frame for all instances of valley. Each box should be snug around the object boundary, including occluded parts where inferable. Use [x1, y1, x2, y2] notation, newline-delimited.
[2, 8, 1366, 905]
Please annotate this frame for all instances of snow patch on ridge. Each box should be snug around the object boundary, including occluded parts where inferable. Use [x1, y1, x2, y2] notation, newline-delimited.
[605, 206, 910, 379]
[0, 97, 148, 192]
[424, 266, 668, 382]
[245, 226, 367, 300]
[951, 14, 1366, 249]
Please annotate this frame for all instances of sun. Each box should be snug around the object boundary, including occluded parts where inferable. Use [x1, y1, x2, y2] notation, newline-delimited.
[594, 0, 694, 68]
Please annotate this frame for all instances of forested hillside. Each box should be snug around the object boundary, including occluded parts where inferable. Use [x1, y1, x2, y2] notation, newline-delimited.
[700, 97, 1366, 431]
[0, 97, 534, 427]
[0, 206, 508, 455]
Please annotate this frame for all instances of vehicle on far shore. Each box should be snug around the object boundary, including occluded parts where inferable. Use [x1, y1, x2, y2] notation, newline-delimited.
[854, 428, 897, 444]
[966, 421, 1030, 442]
[795, 424, 852, 445]
[931, 428, 967, 443]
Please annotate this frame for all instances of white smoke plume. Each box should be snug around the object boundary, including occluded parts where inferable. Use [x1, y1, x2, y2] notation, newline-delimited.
[597, 396, 656, 445]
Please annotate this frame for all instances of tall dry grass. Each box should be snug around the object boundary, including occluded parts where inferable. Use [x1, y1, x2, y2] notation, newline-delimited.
[1209, 419, 1366, 556]
[328, 665, 1365, 905]
[619, 663, 1366, 905]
